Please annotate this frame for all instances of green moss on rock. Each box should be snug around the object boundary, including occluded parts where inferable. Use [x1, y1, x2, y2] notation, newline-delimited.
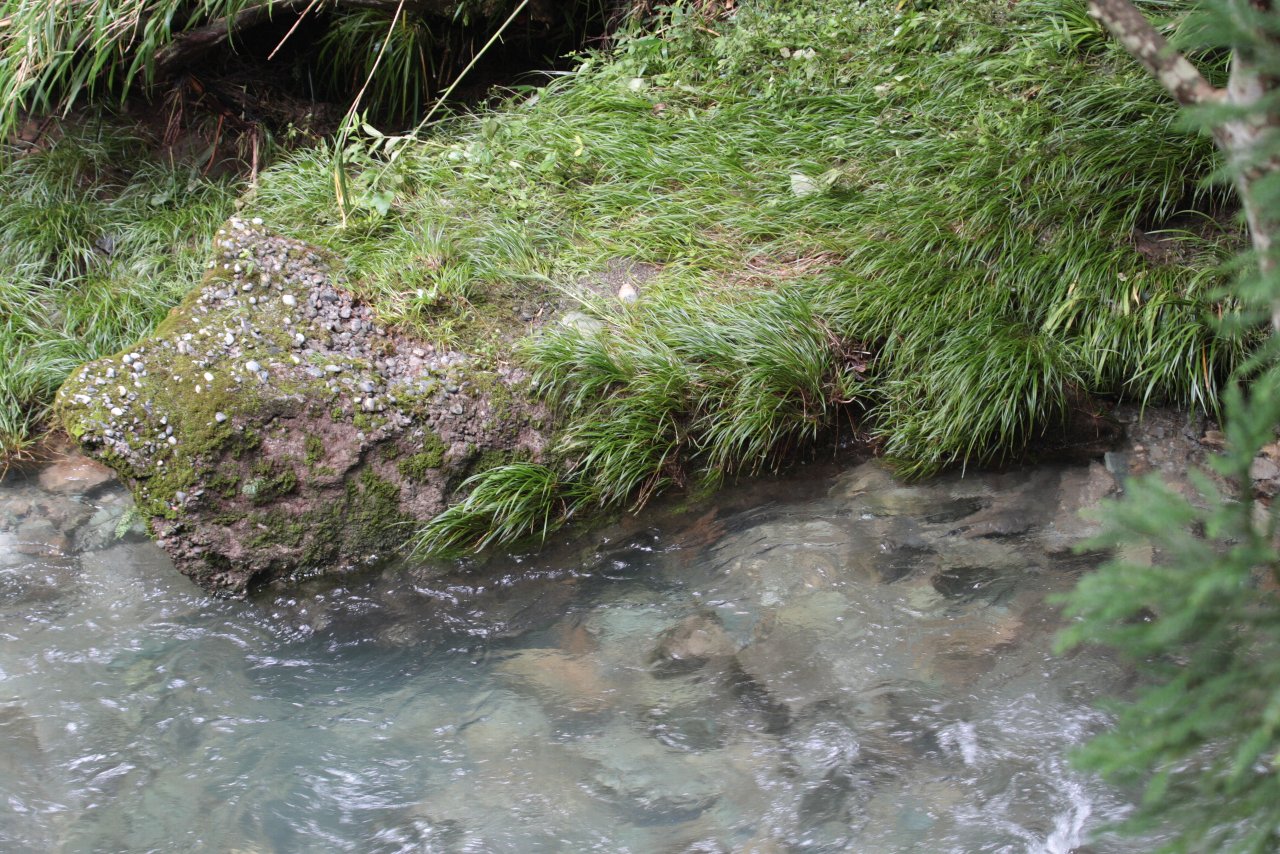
[243, 459, 299, 506]
[397, 432, 448, 482]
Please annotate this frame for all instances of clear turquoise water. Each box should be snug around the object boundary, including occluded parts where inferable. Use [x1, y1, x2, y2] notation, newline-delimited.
[0, 459, 1155, 852]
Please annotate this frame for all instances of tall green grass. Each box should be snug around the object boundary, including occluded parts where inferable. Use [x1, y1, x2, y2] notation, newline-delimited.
[6, 0, 1242, 545]
[248, 0, 1244, 550]
[0, 124, 238, 459]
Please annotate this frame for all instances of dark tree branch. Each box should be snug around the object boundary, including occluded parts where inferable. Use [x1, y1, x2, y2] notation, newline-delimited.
[155, 2, 288, 74]
[1086, 0, 1222, 105]
[153, 0, 455, 75]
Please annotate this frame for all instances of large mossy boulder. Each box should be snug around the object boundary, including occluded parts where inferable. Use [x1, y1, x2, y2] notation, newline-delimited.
[56, 218, 549, 595]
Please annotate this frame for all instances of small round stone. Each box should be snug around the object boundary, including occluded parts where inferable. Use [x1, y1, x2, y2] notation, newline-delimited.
[245, 360, 261, 373]
[203, 372, 215, 383]
[282, 294, 297, 307]
[214, 412, 228, 423]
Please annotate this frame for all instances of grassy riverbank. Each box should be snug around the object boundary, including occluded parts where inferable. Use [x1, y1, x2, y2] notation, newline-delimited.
[5, 0, 1244, 549]
[0, 126, 238, 460]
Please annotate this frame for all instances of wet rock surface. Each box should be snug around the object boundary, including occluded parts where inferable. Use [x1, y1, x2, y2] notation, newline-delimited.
[55, 217, 549, 594]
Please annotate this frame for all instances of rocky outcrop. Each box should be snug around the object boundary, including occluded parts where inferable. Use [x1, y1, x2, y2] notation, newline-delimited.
[56, 218, 549, 595]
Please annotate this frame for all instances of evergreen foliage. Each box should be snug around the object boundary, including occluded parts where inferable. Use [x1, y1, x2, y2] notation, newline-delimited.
[1057, 2, 1280, 850]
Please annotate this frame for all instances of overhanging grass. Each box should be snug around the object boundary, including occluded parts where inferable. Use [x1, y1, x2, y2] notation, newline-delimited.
[253, 0, 1247, 550]
[7, 0, 1247, 548]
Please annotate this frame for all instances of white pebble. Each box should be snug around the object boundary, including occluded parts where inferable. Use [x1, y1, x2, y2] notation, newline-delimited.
[167, 436, 177, 446]
[325, 364, 342, 373]
[282, 294, 296, 307]
[245, 360, 261, 373]
[214, 412, 228, 423]
[203, 372, 215, 382]
[110, 407, 124, 417]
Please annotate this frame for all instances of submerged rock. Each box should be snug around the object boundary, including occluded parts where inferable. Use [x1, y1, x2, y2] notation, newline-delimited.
[649, 611, 738, 677]
[37, 454, 115, 495]
[56, 218, 549, 595]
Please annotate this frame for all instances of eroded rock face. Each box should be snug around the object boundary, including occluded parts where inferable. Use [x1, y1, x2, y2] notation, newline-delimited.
[56, 218, 548, 595]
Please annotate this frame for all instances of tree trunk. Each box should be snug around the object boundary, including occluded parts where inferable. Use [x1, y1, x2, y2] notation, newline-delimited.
[1087, 0, 1279, 324]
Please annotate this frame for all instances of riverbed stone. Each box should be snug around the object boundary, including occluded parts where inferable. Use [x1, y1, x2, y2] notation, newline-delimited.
[496, 648, 621, 713]
[1038, 462, 1119, 554]
[575, 723, 723, 823]
[649, 611, 738, 677]
[37, 453, 115, 495]
[55, 218, 550, 595]
[13, 517, 70, 556]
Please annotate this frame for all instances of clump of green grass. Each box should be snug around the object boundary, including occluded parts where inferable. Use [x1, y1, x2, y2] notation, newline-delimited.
[243, 0, 1241, 552]
[0, 123, 238, 460]
[414, 287, 864, 553]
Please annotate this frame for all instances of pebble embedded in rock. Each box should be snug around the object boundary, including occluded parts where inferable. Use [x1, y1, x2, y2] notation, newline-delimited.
[325, 364, 342, 374]
[214, 412, 228, 423]
[203, 372, 215, 383]
[110, 407, 124, 417]
[282, 294, 296, 307]
[245, 360, 261, 374]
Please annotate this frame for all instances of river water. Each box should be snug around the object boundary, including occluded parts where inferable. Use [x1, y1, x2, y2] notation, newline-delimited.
[0, 454, 1159, 852]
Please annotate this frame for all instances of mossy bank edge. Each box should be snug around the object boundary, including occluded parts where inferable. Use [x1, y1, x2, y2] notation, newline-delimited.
[56, 218, 549, 594]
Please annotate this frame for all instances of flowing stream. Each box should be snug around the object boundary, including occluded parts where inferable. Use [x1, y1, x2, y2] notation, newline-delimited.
[1, 454, 1160, 852]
